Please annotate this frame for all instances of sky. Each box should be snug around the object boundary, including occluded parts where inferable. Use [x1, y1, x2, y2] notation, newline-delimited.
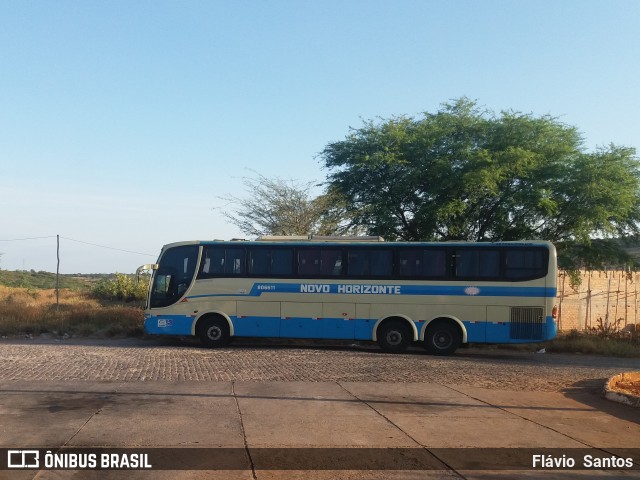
[1, 0, 639, 273]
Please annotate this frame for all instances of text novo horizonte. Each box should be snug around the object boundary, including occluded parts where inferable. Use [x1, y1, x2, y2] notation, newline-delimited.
[300, 284, 401, 295]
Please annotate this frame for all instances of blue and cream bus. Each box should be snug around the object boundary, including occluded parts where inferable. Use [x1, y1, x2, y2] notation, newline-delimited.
[140, 236, 557, 355]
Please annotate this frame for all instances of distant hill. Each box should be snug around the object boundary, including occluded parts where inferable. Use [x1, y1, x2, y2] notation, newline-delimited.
[0, 270, 114, 290]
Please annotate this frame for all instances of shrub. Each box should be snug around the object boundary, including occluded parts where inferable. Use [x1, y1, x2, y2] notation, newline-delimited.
[587, 317, 625, 338]
[547, 318, 640, 357]
[92, 273, 148, 302]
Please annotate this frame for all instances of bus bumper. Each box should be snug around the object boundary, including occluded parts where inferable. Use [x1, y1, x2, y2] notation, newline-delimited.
[144, 314, 194, 336]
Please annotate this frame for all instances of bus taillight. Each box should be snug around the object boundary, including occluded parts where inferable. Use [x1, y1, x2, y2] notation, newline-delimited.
[552, 305, 558, 320]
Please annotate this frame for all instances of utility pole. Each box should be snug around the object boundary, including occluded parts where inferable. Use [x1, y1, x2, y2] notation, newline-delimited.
[56, 235, 60, 310]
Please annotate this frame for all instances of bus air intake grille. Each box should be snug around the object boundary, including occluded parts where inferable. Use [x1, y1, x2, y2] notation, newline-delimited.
[509, 307, 544, 340]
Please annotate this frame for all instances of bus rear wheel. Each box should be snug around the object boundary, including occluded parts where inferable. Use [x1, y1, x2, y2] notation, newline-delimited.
[377, 320, 412, 353]
[198, 317, 231, 348]
[424, 321, 461, 356]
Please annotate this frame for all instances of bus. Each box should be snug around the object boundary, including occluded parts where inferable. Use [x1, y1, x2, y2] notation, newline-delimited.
[139, 236, 557, 355]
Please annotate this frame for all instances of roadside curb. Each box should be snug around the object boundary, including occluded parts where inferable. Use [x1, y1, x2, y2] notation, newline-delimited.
[604, 372, 640, 407]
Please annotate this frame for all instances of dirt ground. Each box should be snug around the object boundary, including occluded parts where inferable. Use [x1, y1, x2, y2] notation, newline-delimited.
[612, 373, 640, 397]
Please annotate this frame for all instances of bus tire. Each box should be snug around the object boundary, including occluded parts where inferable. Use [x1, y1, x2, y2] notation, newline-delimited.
[377, 320, 412, 353]
[424, 321, 461, 356]
[197, 316, 231, 348]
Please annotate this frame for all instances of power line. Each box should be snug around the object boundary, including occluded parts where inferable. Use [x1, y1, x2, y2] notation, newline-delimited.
[0, 236, 57, 242]
[60, 237, 156, 257]
[0, 235, 156, 257]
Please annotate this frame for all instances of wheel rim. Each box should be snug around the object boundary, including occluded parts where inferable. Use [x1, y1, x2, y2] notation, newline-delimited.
[206, 326, 222, 341]
[386, 330, 403, 346]
[433, 330, 452, 349]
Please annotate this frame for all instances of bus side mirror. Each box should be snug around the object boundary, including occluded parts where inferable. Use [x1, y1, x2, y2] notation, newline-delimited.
[136, 264, 158, 283]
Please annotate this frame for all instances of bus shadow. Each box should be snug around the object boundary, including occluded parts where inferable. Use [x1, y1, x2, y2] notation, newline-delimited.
[143, 336, 562, 360]
[150, 335, 437, 355]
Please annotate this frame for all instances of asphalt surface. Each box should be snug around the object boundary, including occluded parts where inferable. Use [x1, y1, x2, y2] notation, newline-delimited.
[0, 338, 639, 479]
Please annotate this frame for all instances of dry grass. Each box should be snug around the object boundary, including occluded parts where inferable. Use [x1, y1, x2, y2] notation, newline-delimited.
[546, 332, 640, 357]
[0, 285, 144, 337]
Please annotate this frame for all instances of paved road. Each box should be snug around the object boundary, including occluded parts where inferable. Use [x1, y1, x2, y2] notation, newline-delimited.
[0, 338, 639, 479]
[0, 337, 639, 390]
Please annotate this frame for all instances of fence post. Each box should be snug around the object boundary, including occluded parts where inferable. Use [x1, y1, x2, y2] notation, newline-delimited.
[558, 272, 565, 330]
[624, 267, 629, 327]
[605, 268, 611, 328]
[614, 270, 620, 324]
[585, 271, 592, 330]
[633, 274, 638, 328]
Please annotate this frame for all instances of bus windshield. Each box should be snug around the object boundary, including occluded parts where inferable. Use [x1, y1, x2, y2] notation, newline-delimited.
[149, 245, 199, 308]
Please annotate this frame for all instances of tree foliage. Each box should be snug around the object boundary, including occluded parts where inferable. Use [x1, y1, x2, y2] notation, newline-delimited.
[557, 238, 640, 271]
[321, 98, 640, 246]
[222, 173, 357, 237]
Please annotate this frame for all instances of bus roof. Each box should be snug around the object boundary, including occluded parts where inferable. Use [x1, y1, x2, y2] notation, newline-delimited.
[159, 238, 556, 250]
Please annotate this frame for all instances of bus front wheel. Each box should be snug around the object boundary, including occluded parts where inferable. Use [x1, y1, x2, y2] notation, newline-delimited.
[198, 317, 231, 348]
[377, 320, 412, 353]
[424, 321, 461, 356]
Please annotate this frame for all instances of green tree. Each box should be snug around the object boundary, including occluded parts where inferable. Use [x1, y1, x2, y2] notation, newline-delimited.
[222, 173, 358, 237]
[321, 98, 640, 246]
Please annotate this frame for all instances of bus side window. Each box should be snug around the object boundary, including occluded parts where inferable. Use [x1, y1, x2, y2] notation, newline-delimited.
[198, 247, 245, 277]
[297, 249, 342, 276]
[505, 248, 547, 280]
[348, 249, 392, 277]
[398, 249, 445, 278]
[455, 249, 500, 279]
[206, 248, 225, 275]
[348, 251, 367, 275]
[249, 250, 270, 275]
[249, 249, 294, 276]
[321, 249, 343, 276]
[398, 250, 421, 277]
[271, 249, 293, 275]
[298, 249, 320, 276]
[370, 250, 392, 276]
[225, 248, 245, 275]
[423, 249, 447, 277]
